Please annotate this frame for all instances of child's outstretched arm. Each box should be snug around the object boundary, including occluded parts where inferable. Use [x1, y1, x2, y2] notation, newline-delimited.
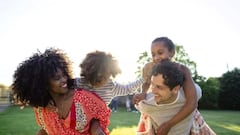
[133, 62, 153, 104]
[112, 78, 144, 96]
[156, 65, 198, 135]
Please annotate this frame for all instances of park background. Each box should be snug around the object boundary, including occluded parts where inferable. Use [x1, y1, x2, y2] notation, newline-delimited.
[0, 0, 240, 134]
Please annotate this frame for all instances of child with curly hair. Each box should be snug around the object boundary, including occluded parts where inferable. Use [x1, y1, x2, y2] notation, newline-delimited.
[73, 50, 144, 105]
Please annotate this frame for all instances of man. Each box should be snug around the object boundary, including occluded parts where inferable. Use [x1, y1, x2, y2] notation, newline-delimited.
[136, 60, 202, 135]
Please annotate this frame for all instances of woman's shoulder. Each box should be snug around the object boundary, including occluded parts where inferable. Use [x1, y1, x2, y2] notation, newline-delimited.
[75, 88, 93, 95]
[74, 89, 103, 101]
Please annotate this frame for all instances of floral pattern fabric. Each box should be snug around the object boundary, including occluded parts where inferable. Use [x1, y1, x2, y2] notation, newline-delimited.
[136, 110, 216, 135]
[34, 89, 111, 135]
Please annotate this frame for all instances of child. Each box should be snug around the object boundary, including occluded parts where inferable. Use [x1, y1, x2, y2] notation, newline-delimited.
[74, 50, 144, 106]
[135, 37, 215, 135]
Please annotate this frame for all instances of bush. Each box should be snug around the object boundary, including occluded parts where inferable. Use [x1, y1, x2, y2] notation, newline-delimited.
[198, 77, 220, 109]
[218, 68, 240, 110]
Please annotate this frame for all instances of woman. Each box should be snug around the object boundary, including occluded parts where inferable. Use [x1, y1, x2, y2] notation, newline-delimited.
[12, 48, 110, 135]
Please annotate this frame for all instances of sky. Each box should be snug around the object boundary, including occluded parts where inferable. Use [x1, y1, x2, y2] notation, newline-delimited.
[0, 0, 240, 86]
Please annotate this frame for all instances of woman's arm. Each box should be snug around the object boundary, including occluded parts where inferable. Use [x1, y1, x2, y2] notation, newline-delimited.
[156, 65, 198, 135]
[90, 119, 106, 135]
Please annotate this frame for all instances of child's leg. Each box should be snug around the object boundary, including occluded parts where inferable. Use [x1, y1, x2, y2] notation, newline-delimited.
[137, 113, 148, 132]
[136, 113, 155, 135]
[190, 109, 216, 135]
[126, 96, 131, 112]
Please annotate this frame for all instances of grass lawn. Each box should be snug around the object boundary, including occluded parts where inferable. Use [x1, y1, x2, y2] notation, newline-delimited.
[0, 105, 239, 135]
[199, 110, 240, 135]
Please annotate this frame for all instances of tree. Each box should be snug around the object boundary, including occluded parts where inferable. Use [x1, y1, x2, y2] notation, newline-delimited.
[135, 51, 151, 78]
[174, 45, 206, 83]
[135, 45, 206, 83]
[0, 84, 8, 90]
[218, 68, 240, 110]
[198, 77, 220, 109]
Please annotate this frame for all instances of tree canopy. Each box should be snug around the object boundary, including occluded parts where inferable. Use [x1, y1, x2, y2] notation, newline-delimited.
[218, 68, 240, 110]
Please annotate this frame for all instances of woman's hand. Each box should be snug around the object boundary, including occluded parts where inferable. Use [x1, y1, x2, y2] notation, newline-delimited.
[36, 129, 48, 135]
[90, 119, 106, 135]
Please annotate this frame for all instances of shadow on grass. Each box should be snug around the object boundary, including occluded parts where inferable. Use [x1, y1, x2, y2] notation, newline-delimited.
[208, 121, 240, 135]
[200, 110, 240, 135]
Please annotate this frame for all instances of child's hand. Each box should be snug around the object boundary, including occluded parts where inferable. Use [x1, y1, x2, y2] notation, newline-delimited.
[36, 129, 48, 135]
[155, 121, 171, 135]
[133, 93, 146, 105]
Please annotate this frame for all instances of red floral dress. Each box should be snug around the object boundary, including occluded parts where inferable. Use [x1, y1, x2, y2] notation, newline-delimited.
[34, 89, 111, 135]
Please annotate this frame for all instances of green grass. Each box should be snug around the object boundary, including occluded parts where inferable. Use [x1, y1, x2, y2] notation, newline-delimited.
[0, 106, 239, 135]
[199, 110, 240, 135]
[0, 106, 38, 135]
[109, 107, 140, 135]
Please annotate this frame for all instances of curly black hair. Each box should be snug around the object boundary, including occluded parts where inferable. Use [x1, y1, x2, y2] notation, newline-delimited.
[12, 48, 73, 107]
[80, 51, 121, 86]
[152, 37, 175, 53]
[151, 60, 185, 90]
